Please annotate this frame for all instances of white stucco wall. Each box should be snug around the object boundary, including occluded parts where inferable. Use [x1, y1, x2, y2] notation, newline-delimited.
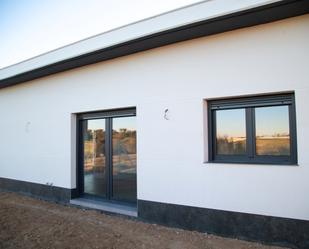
[0, 14, 308, 221]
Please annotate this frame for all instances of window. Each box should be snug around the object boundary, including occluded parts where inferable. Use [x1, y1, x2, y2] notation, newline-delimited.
[208, 93, 297, 165]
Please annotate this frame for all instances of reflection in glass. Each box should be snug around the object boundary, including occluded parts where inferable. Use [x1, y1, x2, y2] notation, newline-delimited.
[255, 106, 290, 156]
[216, 109, 246, 155]
[112, 116, 137, 203]
[83, 119, 106, 197]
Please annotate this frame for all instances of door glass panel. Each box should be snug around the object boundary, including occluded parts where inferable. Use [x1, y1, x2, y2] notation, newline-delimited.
[255, 106, 290, 156]
[112, 116, 137, 203]
[83, 119, 107, 197]
[216, 109, 246, 155]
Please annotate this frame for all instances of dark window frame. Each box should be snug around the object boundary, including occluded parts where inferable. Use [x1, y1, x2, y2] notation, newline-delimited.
[208, 93, 297, 165]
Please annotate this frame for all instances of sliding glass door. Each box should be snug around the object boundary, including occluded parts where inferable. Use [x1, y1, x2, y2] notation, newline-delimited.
[112, 116, 137, 202]
[79, 109, 136, 204]
[82, 119, 107, 197]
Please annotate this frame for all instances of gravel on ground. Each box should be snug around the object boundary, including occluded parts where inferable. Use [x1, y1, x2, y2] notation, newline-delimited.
[0, 191, 289, 249]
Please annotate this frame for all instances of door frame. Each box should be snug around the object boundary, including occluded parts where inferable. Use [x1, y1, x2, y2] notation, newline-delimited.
[75, 107, 137, 203]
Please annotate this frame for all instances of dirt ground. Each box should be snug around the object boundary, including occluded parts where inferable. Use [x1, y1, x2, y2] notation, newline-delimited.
[0, 191, 289, 249]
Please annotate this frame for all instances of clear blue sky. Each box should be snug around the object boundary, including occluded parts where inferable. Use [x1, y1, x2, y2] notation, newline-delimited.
[0, 0, 200, 69]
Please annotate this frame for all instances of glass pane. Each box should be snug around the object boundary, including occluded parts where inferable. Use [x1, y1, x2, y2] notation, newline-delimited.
[83, 119, 107, 197]
[216, 109, 246, 155]
[255, 106, 290, 156]
[112, 116, 137, 203]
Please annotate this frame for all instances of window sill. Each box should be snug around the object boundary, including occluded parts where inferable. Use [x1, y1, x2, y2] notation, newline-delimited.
[204, 161, 299, 167]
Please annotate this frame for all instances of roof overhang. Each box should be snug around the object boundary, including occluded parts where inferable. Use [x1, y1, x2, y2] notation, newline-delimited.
[0, 0, 308, 88]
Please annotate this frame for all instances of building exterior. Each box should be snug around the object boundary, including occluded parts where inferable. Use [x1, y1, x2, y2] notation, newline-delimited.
[0, 0, 308, 248]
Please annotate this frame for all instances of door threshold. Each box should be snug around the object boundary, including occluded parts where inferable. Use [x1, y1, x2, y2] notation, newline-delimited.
[70, 197, 137, 217]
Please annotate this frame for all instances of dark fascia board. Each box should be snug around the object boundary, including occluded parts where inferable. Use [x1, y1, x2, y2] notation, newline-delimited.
[1, 0, 308, 89]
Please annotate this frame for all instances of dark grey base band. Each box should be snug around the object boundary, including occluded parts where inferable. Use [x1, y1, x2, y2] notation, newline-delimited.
[0, 177, 74, 203]
[138, 200, 309, 249]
